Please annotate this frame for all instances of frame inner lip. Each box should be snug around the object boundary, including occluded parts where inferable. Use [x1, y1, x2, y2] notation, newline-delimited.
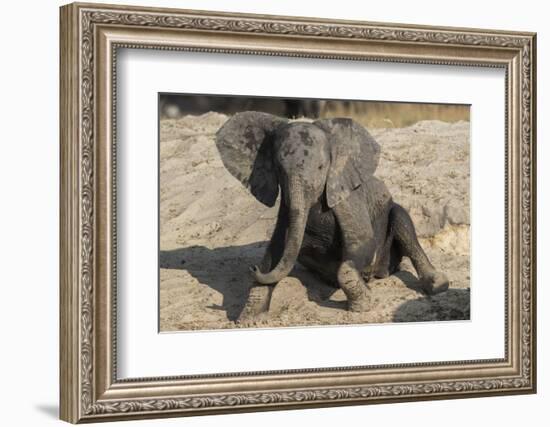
[110, 41, 511, 382]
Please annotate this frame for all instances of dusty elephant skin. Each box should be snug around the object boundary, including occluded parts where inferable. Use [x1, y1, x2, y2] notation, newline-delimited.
[159, 113, 470, 331]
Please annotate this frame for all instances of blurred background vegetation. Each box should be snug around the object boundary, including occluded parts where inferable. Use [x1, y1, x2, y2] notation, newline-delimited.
[160, 93, 469, 129]
[322, 100, 469, 128]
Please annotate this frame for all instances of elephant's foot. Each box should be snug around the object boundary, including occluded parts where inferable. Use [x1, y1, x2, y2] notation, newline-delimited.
[235, 285, 273, 325]
[373, 266, 390, 279]
[348, 291, 372, 312]
[338, 261, 373, 313]
[419, 271, 449, 295]
[236, 311, 269, 328]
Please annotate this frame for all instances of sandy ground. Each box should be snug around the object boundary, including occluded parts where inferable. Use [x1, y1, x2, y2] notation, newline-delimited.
[159, 113, 470, 331]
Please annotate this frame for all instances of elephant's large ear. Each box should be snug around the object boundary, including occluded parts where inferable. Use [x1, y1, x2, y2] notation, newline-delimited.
[215, 111, 288, 207]
[314, 118, 381, 208]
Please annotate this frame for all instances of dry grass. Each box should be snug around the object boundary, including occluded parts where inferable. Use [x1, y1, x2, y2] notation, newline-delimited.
[321, 101, 470, 128]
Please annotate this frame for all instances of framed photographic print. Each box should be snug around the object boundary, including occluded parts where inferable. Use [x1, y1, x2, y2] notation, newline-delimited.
[59, 2, 537, 423]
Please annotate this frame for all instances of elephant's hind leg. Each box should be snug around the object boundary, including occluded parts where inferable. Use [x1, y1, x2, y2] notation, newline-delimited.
[390, 203, 449, 295]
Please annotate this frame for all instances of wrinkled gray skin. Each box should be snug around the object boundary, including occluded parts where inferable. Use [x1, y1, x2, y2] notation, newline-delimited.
[215, 111, 449, 322]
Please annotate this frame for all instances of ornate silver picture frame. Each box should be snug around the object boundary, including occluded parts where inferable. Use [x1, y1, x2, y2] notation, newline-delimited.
[60, 2, 536, 423]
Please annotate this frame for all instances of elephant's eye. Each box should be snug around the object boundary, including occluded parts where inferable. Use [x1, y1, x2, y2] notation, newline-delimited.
[318, 164, 324, 170]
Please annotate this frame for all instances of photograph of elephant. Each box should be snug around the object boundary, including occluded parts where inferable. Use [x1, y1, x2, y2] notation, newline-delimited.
[159, 93, 471, 331]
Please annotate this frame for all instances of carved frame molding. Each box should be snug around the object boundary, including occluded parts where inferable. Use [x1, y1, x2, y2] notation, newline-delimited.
[60, 2, 536, 423]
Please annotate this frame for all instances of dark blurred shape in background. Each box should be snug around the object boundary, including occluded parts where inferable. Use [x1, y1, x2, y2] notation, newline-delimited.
[159, 93, 469, 128]
[160, 94, 320, 120]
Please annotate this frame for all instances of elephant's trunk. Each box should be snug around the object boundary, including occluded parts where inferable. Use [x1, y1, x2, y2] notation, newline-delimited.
[253, 180, 307, 285]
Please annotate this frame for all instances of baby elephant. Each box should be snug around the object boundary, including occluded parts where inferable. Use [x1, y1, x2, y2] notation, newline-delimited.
[215, 111, 449, 321]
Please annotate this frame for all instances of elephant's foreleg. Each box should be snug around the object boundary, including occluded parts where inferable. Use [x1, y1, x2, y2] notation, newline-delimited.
[236, 285, 274, 323]
[237, 204, 288, 323]
[333, 201, 375, 312]
[371, 223, 404, 279]
[337, 260, 372, 312]
[390, 203, 449, 295]
[370, 225, 395, 279]
[258, 202, 289, 275]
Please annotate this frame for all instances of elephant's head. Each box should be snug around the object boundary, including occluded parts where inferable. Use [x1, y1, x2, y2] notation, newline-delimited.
[215, 111, 380, 284]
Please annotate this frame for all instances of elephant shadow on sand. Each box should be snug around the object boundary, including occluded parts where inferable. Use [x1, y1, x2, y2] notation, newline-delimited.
[160, 242, 344, 322]
[160, 243, 469, 323]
